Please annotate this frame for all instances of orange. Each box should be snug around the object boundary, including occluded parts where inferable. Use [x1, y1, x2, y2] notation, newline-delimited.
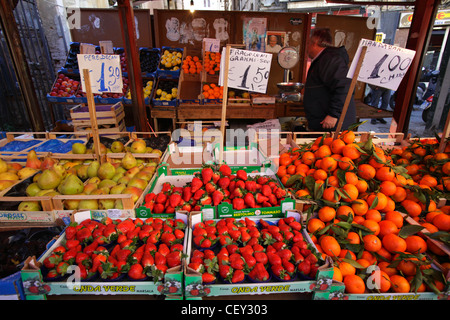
[346, 231, 360, 245]
[316, 145, 332, 159]
[425, 210, 442, 223]
[384, 211, 404, 228]
[432, 213, 450, 231]
[363, 234, 382, 252]
[419, 174, 438, 188]
[328, 175, 340, 187]
[442, 161, 450, 175]
[307, 218, 325, 233]
[405, 235, 427, 254]
[320, 235, 341, 258]
[301, 151, 315, 165]
[337, 205, 354, 218]
[375, 166, 395, 181]
[318, 206, 336, 223]
[340, 130, 355, 144]
[321, 156, 338, 172]
[362, 220, 380, 236]
[361, 250, 377, 265]
[323, 186, 340, 203]
[420, 222, 439, 233]
[286, 164, 296, 175]
[342, 144, 361, 160]
[391, 186, 407, 202]
[379, 180, 397, 196]
[352, 199, 369, 216]
[338, 261, 356, 277]
[332, 266, 343, 282]
[339, 157, 355, 170]
[277, 165, 287, 178]
[395, 254, 419, 276]
[376, 246, 392, 261]
[401, 199, 422, 217]
[381, 197, 396, 213]
[367, 270, 391, 293]
[330, 139, 346, 154]
[344, 274, 366, 294]
[367, 193, 387, 211]
[356, 258, 371, 268]
[353, 215, 365, 225]
[341, 184, 359, 202]
[344, 171, 359, 185]
[405, 164, 420, 176]
[339, 249, 356, 260]
[427, 238, 446, 256]
[365, 209, 381, 223]
[355, 179, 368, 193]
[295, 189, 310, 198]
[313, 169, 328, 181]
[378, 220, 399, 238]
[382, 233, 407, 253]
[357, 164, 376, 180]
[378, 261, 398, 277]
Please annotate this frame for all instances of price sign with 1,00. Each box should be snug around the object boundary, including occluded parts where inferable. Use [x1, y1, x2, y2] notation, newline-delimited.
[347, 39, 416, 91]
[77, 54, 123, 94]
[220, 48, 272, 94]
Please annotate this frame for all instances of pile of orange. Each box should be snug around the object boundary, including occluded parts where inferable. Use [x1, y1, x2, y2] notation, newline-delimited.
[202, 83, 223, 100]
[203, 51, 221, 75]
[276, 131, 450, 295]
[182, 55, 203, 74]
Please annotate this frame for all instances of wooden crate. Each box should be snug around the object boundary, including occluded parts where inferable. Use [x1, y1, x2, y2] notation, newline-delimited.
[69, 102, 125, 132]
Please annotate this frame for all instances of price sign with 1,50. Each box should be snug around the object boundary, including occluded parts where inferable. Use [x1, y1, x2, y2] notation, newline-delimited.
[347, 39, 416, 91]
[77, 54, 123, 94]
[219, 48, 272, 94]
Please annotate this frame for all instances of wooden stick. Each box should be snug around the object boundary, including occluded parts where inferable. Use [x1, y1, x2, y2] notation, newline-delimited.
[219, 45, 232, 165]
[439, 109, 450, 153]
[333, 46, 368, 140]
[82, 69, 102, 163]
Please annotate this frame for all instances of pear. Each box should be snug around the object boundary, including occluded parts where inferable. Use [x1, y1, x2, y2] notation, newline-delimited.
[0, 172, 19, 181]
[37, 168, 62, 190]
[117, 176, 131, 185]
[87, 160, 100, 178]
[111, 141, 125, 153]
[98, 179, 117, 192]
[0, 180, 15, 191]
[114, 199, 124, 209]
[97, 162, 116, 180]
[83, 183, 98, 195]
[26, 182, 42, 197]
[0, 158, 7, 174]
[77, 164, 89, 180]
[52, 163, 67, 179]
[78, 199, 98, 210]
[64, 199, 81, 210]
[87, 176, 101, 185]
[111, 172, 124, 182]
[72, 142, 87, 154]
[110, 183, 127, 194]
[99, 198, 115, 210]
[18, 167, 39, 180]
[18, 201, 41, 211]
[36, 189, 55, 196]
[130, 140, 147, 153]
[25, 149, 41, 169]
[40, 156, 57, 171]
[58, 174, 84, 195]
[121, 152, 137, 170]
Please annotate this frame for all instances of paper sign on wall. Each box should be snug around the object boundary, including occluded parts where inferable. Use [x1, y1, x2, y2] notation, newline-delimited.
[203, 38, 220, 53]
[219, 48, 272, 94]
[347, 38, 416, 91]
[77, 54, 123, 94]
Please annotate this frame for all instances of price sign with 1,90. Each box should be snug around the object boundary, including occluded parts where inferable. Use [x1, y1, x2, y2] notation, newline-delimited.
[77, 54, 123, 94]
[219, 48, 272, 94]
[347, 39, 416, 91]
[203, 38, 220, 53]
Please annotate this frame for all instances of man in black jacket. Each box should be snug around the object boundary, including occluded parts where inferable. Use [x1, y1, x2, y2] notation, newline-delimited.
[303, 28, 356, 132]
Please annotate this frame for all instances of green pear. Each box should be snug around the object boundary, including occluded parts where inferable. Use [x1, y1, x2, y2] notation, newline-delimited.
[130, 140, 147, 153]
[78, 199, 98, 210]
[87, 160, 100, 178]
[121, 152, 137, 170]
[110, 183, 127, 194]
[111, 172, 124, 182]
[26, 182, 42, 197]
[58, 174, 84, 195]
[72, 142, 87, 154]
[97, 162, 116, 180]
[98, 179, 117, 193]
[76, 164, 89, 180]
[64, 199, 80, 210]
[37, 168, 62, 190]
[99, 198, 115, 210]
[87, 176, 101, 185]
[18, 201, 41, 211]
[114, 199, 124, 209]
[111, 141, 125, 153]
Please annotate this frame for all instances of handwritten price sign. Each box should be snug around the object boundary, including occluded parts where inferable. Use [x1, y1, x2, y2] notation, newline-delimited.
[348, 39, 416, 91]
[77, 54, 123, 94]
[220, 48, 272, 94]
[203, 38, 220, 53]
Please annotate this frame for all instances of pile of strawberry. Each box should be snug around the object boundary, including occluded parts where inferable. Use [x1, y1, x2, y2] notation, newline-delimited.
[187, 217, 322, 284]
[42, 217, 186, 285]
[143, 164, 289, 214]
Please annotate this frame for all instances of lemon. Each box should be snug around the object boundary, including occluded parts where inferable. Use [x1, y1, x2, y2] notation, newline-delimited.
[166, 94, 173, 100]
[156, 89, 162, 96]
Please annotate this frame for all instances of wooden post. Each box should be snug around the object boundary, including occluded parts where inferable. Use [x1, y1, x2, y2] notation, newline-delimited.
[219, 45, 232, 165]
[333, 46, 368, 140]
[439, 111, 450, 153]
[82, 69, 102, 163]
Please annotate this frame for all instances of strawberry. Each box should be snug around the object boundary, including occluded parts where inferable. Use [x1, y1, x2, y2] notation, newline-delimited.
[202, 272, 216, 284]
[267, 252, 282, 266]
[231, 269, 245, 283]
[257, 176, 269, 185]
[277, 249, 293, 261]
[76, 228, 92, 244]
[75, 252, 91, 267]
[219, 164, 232, 177]
[282, 258, 295, 274]
[289, 221, 302, 232]
[169, 192, 182, 208]
[254, 251, 268, 265]
[191, 177, 203, 193]
[268, 193, 278, 206]
[62, 248, 77, 264]
[217, 176, 230, 189]
[298, 260, 311, 276]
[205, 182, 217, 194]
[201, 167, 214, 184]
[230, 253, 244, 270]
[182, 186, 192, 202]
[43, 253, 61, 269]
[306, 253, 318, 264]
[219, 264, 232, 279]
[199, 194, 212, 206]
[244, 193, 256, 208]
[242, 253, 256, 271]
[56, 261, 69, 275]
[153, 203, 165, 214]
[245, 180, 257, 192]
[271, 264, 289, 280]
[255, 193, 269, 204]
[166, 251, 182, 268]
[155, 192, 168, 204]
[128, 263, 146, 280]
[236, 169, 247, 181]
[144, 192, 156, 203]
[212, 189, 225, 206]
[65, 225, 77, 240]
[274, 187, 286, 199]
[193, 189, 206, 200]
[232, 198, 245, 210]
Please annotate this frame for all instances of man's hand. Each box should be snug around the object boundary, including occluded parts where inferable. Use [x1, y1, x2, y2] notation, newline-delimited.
[320, 115, 338, 129]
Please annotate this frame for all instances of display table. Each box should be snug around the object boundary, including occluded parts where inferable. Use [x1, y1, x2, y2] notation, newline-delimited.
[149, 100, 393, 130]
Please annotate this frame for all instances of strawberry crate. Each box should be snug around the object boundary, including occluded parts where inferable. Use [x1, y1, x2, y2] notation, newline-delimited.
[184, 211, 335, 300]
[20, 211, 189, 299]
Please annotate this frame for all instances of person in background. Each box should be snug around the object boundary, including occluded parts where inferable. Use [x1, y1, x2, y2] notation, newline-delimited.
[302, 28, 356, 132]
[266, 35, 282, 53]
[368, 85, 391, 124]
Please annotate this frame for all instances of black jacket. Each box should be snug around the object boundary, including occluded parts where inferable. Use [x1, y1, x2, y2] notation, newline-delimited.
[303, 46, 356, 132]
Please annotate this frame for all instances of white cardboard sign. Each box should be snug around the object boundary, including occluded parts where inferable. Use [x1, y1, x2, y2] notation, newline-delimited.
[203, 38, 220, 53]
[77, 54, 123, 94]
[348, 38, 416, 91]
[219, 48, 272, 94]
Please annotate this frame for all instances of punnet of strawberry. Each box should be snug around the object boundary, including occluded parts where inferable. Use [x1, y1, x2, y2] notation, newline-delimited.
[187, 216, 322, 284]
[41, 216, 187, 284]
[143, 164, 289, 214]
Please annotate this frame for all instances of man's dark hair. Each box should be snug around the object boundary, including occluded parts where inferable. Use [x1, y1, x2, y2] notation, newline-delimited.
[311, 28, 333, 47]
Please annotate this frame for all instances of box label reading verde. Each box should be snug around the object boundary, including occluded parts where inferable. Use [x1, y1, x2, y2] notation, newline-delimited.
[46, 282, 163, 295]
